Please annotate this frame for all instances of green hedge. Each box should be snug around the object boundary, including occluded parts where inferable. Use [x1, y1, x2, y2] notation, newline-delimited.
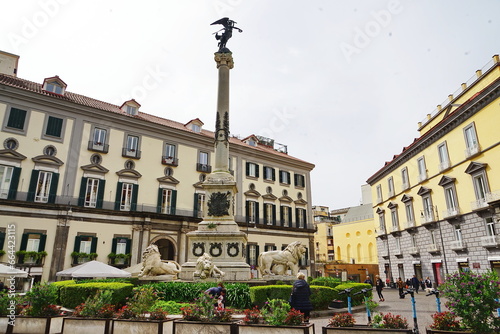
[310, 276, 342, 289]
[149, 282, 251, 309]
[333, 283, 373, 306]
[249, 285, 337, 310]
[51, 280, 77, 304]
[59, 282, 134, 308]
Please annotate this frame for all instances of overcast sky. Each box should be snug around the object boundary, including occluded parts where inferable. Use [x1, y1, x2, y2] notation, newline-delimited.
[2, 1, 499, 209]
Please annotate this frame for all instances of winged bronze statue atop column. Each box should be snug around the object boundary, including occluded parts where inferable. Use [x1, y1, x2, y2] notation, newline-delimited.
[211, 17, 242, 52]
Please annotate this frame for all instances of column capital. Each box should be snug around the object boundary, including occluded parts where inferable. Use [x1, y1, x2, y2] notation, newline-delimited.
[214, 52, 234, 69]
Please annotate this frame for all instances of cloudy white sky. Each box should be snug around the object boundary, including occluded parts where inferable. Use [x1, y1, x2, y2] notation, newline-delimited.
[1, 0, 499, 209]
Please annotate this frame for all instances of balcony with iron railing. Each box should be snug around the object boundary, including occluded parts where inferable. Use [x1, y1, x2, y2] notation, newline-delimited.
[450, 240, 467, 251]
[481, 235, 500, 248]
[196, 163, 212, 173]
[162, 156, 179, 166]
[122, 147, 141, 159]
[87, 140, 109, 153]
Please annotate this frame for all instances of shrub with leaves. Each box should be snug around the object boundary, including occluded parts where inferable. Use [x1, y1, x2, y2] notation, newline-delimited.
[151, 300, 190, 315]
[441, 270, 500, 333]
[126, 286, 157, 318]
[429, 311, 464, 331]
[285, 308, 304, 325]
[329, 312, 356, 327]
[242, 306, 261, 324]
[73, 290, 115, 318]
[261, 299, 291, 326]
[149, 307, 168, 320]
[23, 283, 60, 317]
[371, 312, 408, 329]
[180, 292, 234, 322]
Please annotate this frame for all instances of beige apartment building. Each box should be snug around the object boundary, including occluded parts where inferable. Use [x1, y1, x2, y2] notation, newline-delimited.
[0, 52, 316, 282]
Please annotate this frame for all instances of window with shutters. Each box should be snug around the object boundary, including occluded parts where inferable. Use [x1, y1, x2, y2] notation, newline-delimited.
[264, 203, 275, 225]
[158, 188, 177, 214]
[196, 151, 211, 172]
[247, 244, 259, 266]
[294, 173, 305, 188]
[193, 193, 205, 218]
[279, 170, 290, 185]
[296, 208, 306, 228]
[85, 178, 100, 208]
[280, 205, 292, 227]
[264, 244, 276, 252]
[4, 107, 28, 132]
[43, 115, 64, 139]
[246, 162, 259, 178]
[120, 183, 134, 211]
[247, 201, 258, 224]
[35, 171, 53, 203]
[19, 232, 47, 265]
[0, 165, 14, 199]
[263, 166, 275, 181]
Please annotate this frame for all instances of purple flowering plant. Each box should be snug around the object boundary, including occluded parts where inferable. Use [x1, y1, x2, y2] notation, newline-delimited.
[440, 270, 500, 333]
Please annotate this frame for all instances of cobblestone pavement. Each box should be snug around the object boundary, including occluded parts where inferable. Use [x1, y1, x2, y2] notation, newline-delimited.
[309, 288, 446, 333]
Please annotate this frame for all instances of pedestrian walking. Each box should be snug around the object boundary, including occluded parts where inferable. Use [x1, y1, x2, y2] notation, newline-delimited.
[375, 275, 385, 301]
[397, 277, 405, 299]
[411, 275, 420, 294]
[289, 272, 313, 323]
[425, 277, 432, 290]
[364, 275, 373, 286]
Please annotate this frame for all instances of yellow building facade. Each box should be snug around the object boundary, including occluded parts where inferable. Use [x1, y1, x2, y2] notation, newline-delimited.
[0, 52, 316, 282]
[367, 55, 500, 285]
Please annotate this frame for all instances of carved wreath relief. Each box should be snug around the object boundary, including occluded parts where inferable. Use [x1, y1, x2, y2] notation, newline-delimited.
[207, 191, 230, 216]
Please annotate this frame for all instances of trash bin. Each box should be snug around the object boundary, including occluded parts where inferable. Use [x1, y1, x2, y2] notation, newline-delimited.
[328, 300, 344, 309]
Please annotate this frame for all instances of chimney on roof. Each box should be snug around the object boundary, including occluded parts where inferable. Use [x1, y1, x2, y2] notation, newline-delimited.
[476, 69, 482, 78]
[0, 50, 19, 77]
[493, 55, 499, 63]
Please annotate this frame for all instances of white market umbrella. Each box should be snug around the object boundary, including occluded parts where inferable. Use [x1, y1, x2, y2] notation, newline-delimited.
[56, 260, 131, 278]
[0, 263, 29, 278]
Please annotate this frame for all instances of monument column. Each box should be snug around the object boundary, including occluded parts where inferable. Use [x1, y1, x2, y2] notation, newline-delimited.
[179, 19, 249, 281]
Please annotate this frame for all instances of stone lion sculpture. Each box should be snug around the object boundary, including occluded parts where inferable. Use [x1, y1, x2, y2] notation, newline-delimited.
[138, 244, 181, 279]
[193, 253, 225, 279]
[258, 241, 306, 276]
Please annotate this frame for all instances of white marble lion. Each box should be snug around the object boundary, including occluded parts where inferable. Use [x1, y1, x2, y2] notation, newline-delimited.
[193, 253, 225, 279]
[258, 241, 306, 276]
[139, 244, 181, 279]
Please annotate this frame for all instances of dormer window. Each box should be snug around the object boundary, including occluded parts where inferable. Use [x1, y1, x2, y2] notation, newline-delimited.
[120, 99, 141, 116]
[42, 76, 67, 95]
[243, 135, 259, 147]
[126, 106, 137, 115]
[185, 119, 204, 133]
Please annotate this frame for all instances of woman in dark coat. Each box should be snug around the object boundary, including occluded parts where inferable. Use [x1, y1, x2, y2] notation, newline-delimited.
[289, 272, 313, 323]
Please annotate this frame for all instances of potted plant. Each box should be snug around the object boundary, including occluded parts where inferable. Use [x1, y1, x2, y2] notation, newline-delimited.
[0, 249, 6, 257]
[71, 252, 98, 264]
[112, 286, 173, 334]
[238, 299, 314, 334]
[174, 292, 238, 334]
[62, 290, 115, 334]
[323, 312, 412, 333]
[6, 283, 64, 334]
[439, 270, 500, 333]
[426, 311, 472, 333]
